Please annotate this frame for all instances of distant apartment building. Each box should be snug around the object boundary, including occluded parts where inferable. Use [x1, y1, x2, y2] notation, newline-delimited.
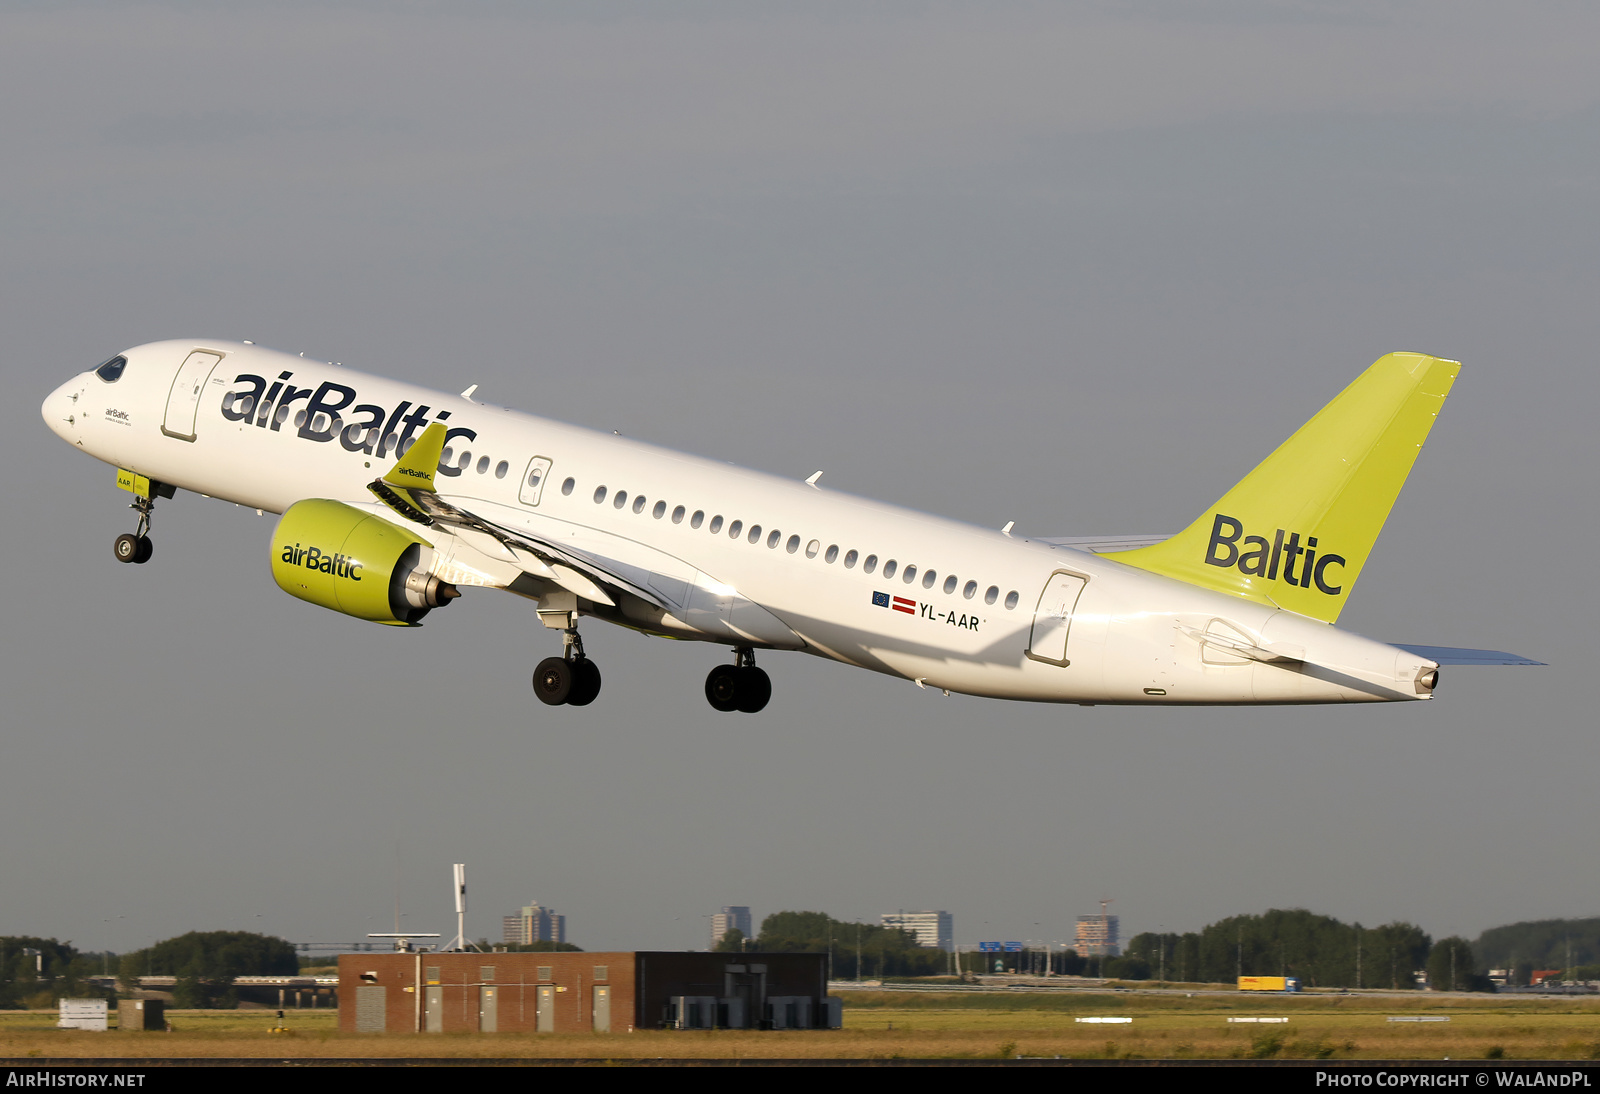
[503, 902, 566, 945]
[880, 911, 954, 951]
[709, 906, 752, 949]
[710, 906, 753, 949]
[1075, 914, 1120, 957]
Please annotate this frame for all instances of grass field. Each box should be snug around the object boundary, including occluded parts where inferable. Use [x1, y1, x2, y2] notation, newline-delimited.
[3, 990, 1598, 1061]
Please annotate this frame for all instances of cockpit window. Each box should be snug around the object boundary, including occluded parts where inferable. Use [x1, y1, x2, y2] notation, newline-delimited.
[94, 356, 127, 383]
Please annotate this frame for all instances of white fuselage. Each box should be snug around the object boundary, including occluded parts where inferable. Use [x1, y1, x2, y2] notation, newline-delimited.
[43, 339, 1437, 705]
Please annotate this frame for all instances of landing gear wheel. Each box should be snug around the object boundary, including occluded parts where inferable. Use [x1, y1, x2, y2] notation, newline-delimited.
[533, 657, 574, 706]
[114, 533, 140, 563]
[735, 666, 771, 713]
[567, 658, 602, 707]
[705, 663, 741, 712]
[133, 536, 153, 564]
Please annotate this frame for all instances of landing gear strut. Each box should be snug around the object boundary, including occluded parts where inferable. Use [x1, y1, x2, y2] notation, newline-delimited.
[705, 648, 771, 713]
[533, 627, 602, 707]
[113, 494, 155, 564]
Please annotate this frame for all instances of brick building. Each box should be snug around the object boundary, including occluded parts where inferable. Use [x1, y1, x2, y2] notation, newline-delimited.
[340, 950, 834, 1033]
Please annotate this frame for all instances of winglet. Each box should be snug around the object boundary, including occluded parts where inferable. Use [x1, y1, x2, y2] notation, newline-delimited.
[382, 423, 448, 492]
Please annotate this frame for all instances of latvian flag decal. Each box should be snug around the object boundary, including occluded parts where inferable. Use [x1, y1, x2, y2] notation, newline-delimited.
[872, 591, 916, 614]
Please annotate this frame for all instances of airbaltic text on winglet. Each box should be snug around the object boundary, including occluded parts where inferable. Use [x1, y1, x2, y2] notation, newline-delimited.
[1205, 513, 1346, 595]
[281, 543, 362, 580]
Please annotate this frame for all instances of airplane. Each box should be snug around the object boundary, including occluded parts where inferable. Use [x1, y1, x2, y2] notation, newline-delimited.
[42, 341, 1539, 712]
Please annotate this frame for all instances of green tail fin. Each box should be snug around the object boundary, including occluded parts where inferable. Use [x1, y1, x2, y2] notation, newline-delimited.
[1104, 352, 1459, 623]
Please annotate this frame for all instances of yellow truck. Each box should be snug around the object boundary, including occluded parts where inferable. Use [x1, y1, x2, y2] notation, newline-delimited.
[1238, 976, 1301, 992]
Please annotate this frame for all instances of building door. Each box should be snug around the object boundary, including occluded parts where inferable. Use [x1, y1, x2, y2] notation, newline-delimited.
[592, 985, 610, 1032]
[424, 986, 443, 1032]
[536, 985, 555, 1032]
[354, 985, 386, 1033]
[479, 987, 497, 1032]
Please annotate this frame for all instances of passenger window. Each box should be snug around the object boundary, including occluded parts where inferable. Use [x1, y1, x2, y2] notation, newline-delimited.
[768, 530, 782, 549]
[495, 461, 508, 479]
[1005, 590, 1019, 610]
[748, 524, 762, 544]
[562, 477, 575, 496]
[944, 575, 958, 595]
[672, 505, 685, 524]
[923, 570, 938, 590]
[985, 585, 999, 605]
[823, 544, 837, 563]
[691, 511, 705, 529]
[442, 447, 454, 465]
[614, 491, 628, 509]
[294, 410, 308, 429]
[710, 515, 723, 534]
[883, 560, 897, 579]
[633, 495, 647, 514]
[862, 554, 876, 573]
[457, 451, 470, 469]
[728, 520, 742, 538]
[593, 486, 607, 504]
[963, 580, 977, 599]
[803, 538, 817, 557]
[902, 565, 917, 584]
[844, 550, 857, 568]
[476, 456, 489, 474]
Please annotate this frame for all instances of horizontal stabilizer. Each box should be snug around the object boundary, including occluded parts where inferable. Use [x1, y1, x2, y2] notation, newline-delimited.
[1038, 534, 1173, 554]
[1391, 644, 1545, 666]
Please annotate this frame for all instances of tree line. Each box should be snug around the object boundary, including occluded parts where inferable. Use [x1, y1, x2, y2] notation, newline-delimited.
[1114, 910, 1490, 990]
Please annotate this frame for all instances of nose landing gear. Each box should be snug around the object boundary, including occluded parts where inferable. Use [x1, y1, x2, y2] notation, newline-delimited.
[533, 627, 602, 707]
[113, 493, 156, 564]
[705, 648, 771, 713]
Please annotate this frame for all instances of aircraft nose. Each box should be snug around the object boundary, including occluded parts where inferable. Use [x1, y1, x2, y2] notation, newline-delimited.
[42, 377, 85, 443]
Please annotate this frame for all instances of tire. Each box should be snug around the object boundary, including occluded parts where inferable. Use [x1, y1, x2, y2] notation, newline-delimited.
[533, 657, 573, 706]
[133, 536, 153, 564]
[735, 666, 771, 713]
[705, 663, 741, 712]
[114, 533, 140, 563]
[567, 658, 602, 707]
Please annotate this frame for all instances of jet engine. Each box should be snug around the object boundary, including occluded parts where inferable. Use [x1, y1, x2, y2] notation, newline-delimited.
[270, 499, 459, 625]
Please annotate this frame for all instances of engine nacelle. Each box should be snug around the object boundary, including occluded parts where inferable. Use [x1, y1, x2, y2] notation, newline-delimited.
[270, 499, 459, 625]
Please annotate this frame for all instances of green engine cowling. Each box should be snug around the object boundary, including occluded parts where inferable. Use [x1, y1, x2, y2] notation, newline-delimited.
[270, 499, 459, 625]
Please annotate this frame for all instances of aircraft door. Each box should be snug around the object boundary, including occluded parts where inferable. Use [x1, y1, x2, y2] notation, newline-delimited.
[518, 457, 554, 506]
[1026, 571, 1088, 666]
[162, 350, 223, 441]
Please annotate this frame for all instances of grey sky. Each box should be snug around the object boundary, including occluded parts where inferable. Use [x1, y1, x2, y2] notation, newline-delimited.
[3, 1, 1593, 957]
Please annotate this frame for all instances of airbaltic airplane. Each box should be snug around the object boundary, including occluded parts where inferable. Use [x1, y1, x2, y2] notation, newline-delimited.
[42, 340, 1537, 712]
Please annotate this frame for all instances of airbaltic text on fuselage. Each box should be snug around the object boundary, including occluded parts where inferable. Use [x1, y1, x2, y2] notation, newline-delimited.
[281, 543, 363, 580]
[220, 370, 477, 473]
[1205, 513, 1347, 594]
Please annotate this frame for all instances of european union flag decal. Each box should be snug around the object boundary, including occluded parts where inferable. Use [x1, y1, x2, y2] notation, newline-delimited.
[872, 591, 890, 608]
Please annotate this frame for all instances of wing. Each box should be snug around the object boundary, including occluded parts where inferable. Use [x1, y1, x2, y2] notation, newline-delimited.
[365, 426, 663, 611]
[362, 424, 804, 649]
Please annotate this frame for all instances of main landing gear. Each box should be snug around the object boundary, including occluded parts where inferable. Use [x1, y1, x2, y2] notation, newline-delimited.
[705, 648, 771, 714]
[113, 494, 155, 564]
[533, 627, 602, 707]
